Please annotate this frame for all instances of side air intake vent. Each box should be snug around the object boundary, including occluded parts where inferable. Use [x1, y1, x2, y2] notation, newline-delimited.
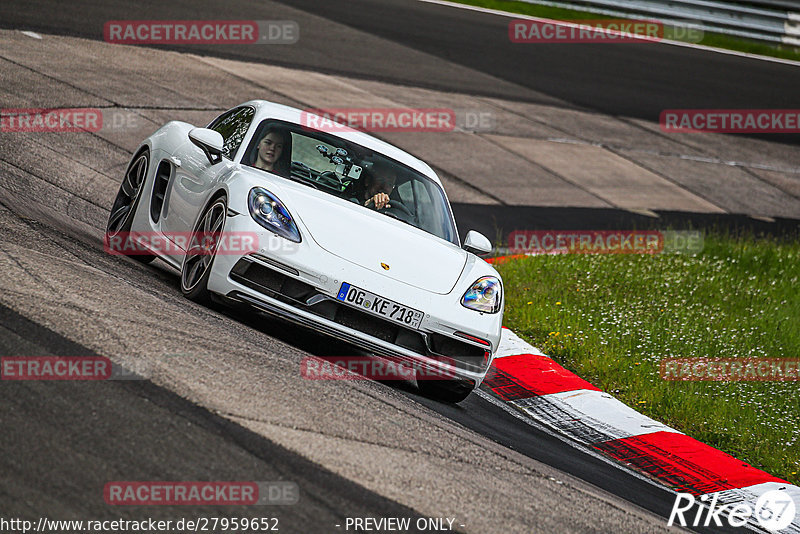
[150, 160, 173, 223]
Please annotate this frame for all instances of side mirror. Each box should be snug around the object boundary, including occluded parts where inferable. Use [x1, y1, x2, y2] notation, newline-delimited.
[189, 128, 224, 165]
[463, 230, 492, 255]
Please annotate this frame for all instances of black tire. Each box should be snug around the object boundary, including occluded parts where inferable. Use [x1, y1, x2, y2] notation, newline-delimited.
[416, 378, 474, 403]
[180, 195, 227, 304]
[105, 149, 156, 264]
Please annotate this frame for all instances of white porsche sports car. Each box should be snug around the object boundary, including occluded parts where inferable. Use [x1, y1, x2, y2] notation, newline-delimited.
[106, 100, 503, 402]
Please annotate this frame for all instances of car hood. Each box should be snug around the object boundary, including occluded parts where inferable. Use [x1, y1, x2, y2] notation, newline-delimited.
[277, 182, 467, 295]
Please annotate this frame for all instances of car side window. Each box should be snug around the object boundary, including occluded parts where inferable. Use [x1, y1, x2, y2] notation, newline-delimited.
[395, 180, 414, 208]
[412, 179, 447, 240]
[208, 107, 255, 160]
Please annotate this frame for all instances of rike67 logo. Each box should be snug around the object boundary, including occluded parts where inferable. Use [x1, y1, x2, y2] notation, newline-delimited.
[668, 490, 796, 531]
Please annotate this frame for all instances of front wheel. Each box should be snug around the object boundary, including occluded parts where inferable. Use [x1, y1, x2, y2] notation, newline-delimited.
[105, 149, 155, 264]
[180, 196, 227, 304]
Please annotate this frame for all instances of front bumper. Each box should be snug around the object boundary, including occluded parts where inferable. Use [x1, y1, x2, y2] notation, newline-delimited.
[207, 216, 500, 386]
[209, 255, 496, 387]
[224, 289, 483, 387]
[221, 257, 490, 386]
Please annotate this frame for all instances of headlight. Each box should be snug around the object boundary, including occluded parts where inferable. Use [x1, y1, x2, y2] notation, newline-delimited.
[461, 276, 502, 314]
[248, 187, 301, 243]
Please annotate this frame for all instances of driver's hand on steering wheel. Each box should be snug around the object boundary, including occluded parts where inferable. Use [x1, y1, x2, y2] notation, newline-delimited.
[365, 193, 391, 210]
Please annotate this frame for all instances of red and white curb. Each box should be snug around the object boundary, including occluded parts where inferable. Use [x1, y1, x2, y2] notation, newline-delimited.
[484, 327, 800, 532]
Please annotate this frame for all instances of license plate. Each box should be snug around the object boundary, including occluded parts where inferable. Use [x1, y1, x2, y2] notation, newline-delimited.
[336, 282, 423, 330]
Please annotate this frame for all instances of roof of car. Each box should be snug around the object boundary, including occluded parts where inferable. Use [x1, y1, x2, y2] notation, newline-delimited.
[242, 100, 442, 186]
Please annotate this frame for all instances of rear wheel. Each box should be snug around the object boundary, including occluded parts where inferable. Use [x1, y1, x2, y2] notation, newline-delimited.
[105, 149, 155, 264]
[416, 378, 474, 403]
[180, 196, 227, 304]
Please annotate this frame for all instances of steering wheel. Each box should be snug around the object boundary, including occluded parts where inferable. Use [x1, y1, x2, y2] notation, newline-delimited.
[316, 170, 344, 190]
[292, 161, 313, 181]
[289, 161, 321, 189]
[380, 200, 415, 223]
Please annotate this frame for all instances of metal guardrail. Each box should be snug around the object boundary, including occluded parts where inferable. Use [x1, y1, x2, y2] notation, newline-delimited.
[518, 0, 800, 45]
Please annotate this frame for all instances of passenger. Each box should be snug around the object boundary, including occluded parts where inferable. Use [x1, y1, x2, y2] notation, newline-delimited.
[253, 128, 292, 177]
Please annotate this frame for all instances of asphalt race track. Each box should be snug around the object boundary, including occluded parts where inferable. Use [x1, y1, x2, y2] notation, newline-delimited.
[4, 0, 800, 130]
[0, 141, 678, 532]
[1, 1, 798, 533]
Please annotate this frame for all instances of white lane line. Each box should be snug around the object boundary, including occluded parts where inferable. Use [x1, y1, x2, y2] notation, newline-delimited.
[418, 0, 800, 68]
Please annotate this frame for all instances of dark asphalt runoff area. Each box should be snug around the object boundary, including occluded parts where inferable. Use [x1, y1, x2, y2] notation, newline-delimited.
[2, 0, 800, 132]
[0, 304, 431, 533]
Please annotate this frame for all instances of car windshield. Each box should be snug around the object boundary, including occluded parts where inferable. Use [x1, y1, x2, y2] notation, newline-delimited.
[242, 119, 458, 244]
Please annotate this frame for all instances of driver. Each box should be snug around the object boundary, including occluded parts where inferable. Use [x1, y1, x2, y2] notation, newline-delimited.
[347, 162, 397, 210]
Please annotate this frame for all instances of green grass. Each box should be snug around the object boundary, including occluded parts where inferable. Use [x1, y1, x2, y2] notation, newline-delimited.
[496, 232, 800, 484]
[451, 0, 800, 62]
